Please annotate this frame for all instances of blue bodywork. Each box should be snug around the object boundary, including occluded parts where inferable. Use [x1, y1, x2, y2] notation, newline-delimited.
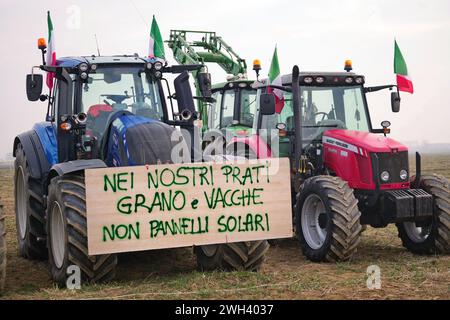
[33, 122, 58, 165]
[106, 114, 157, 167]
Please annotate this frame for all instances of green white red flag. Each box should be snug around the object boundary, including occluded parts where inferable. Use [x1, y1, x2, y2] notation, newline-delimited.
[268, 46, 284, 113]
[46, 11, 56, 90]
[394, 40, 413, 93]
[148, 15, 165, 60]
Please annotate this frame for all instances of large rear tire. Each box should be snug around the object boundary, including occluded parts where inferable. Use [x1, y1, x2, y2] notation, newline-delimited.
[295, 176, 362, 262]
[14, 143, 47, 260]
[0, 202, 6, 293]
[195, 241, 269, 271]
[47, 175, 117, 286]
[396, 175, 450, 254]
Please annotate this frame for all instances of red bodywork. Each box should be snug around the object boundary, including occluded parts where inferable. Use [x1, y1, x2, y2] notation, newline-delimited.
[322, 130, 409, 190]
[231, 129, 410, 191]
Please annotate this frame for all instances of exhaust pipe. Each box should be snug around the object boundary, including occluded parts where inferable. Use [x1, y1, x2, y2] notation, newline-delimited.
[180, 109, 192, 121]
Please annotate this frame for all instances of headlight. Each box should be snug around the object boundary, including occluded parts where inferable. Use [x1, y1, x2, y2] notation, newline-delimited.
[80, 72, 88, 80]
[315, 76, 325, 84]
[304, 76, 313, 84]
[90, 64, 97, 71]
[154, 61, 163, 70]
[400, 169, 408, 180]
[345, 77, 354, 84]
[355, 76, 364, 84]
[79, 63, 89, 72]
[146, 62, 153, 69]
[380, 171, 390, 182]
[154, 71, 162, 78]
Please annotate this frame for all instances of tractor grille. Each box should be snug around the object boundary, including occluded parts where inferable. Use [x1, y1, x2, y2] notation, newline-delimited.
[373, 151, 409, 184]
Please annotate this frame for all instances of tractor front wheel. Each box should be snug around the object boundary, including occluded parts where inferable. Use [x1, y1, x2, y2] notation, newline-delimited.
[14, 143, 47, 260]
[195, 241, 269, 271]
[46, 175, 117, 286]
[295, 176, 362, 262]
[396, 175, 450, 254]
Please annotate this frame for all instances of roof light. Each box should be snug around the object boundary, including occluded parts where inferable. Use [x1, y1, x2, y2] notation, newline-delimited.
[154, 61, 163, 71]
[253, 59, 261, 71]
[90, 64, 97, 71]
[315, 76, 325, 84]
[304, 76, 313, 84]
[79, 63, 89, 72]
[344, 60, 352, 72]
[238, 82, 248, 88]
[37, 38, 47, 50]
[345, 77, 354, 84]
[355, 76, 364, 84]
[146, 62, 153, 69]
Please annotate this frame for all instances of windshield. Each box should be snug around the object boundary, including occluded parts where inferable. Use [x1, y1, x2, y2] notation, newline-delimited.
[258, 85, 370, 142]
[81, 65, 164, 138]
[239, 89, 257, 127]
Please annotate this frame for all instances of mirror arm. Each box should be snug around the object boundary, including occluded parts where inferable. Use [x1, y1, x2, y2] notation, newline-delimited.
[255, 84, 292, 92]
[164, 64, 203, 74]
[364, 84, 396, 93]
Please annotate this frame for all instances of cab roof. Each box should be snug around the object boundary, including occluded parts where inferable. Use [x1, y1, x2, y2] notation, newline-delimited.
[56, 55, 154, 68]
[252, 71, 364, 88]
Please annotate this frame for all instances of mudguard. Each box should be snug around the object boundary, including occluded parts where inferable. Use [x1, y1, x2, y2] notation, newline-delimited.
[13, 124, 57, 181]
[46, 159, 107, 187]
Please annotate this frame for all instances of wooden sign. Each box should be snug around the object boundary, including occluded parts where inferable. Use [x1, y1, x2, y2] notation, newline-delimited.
[85, 158, 293, 255]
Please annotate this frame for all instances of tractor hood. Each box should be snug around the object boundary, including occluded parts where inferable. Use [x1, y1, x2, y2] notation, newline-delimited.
[323, 129, 408, 155]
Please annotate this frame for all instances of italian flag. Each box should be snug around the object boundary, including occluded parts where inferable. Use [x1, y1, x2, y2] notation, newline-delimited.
[46, 11, 56, 90]
[268, 46, 284, 113]
[394, 40, 413, 93]
[148, 15, 165, 60]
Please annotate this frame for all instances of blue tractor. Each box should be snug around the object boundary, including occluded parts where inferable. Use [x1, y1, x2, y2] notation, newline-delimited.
[15, 41, 269, 285]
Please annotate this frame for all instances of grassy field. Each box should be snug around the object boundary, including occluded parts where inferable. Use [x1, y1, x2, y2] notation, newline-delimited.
[0, 154, 449, 300]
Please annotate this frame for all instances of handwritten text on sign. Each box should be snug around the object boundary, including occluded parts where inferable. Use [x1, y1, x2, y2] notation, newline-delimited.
[85, 158, 292, 255]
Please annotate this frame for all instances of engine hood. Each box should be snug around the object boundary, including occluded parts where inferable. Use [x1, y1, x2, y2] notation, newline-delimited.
[323, 129, 408, 154]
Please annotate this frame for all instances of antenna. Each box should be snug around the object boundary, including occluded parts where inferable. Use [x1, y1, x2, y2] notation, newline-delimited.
[94, 34, 101, 56]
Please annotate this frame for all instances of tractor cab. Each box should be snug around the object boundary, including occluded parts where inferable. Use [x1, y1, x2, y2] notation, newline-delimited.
[25, 55, 205, 166]
[253, 71, 373, 158]
[208, 80, 257, 136]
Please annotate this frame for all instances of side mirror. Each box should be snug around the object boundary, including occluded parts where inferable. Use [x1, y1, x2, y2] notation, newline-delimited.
[391, 91, 400, 113]
[197, 72, 212, 99]
[26, 74, 43, 101]
[174, 71, 196, 119]
[260, 93, 276, 115]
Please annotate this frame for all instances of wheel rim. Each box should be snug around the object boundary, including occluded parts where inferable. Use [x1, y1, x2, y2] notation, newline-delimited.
[301, 194, 328, 249]
[403, 221, 431, 243]
[16, 166, 27, 239]
[200, 244, 218, 257]
[50, 201, 66, 269]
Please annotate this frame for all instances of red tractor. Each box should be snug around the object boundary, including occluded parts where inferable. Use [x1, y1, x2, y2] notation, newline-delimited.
[228, 63, 450, 261]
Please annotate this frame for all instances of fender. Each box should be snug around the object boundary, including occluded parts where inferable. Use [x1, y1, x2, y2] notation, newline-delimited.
[46, 159, 107, 187]
[227, 134, 272, 158]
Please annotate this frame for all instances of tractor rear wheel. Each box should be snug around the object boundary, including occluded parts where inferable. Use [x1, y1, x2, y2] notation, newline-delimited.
[0, 202, 6, 293]
[14, 143, 47, 260]
[396, 175, 450, 254]
[195, 241, 269, 271]
[295, 175, 362, 262]
[47, 175, 117, 286]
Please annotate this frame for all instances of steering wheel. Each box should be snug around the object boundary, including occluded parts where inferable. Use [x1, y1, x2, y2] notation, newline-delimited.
[314, 112, 329, 122]
[100, 94, 129, 104]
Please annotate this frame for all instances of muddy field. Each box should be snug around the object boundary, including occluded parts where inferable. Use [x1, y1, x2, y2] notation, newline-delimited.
[0, 154, 449, 300]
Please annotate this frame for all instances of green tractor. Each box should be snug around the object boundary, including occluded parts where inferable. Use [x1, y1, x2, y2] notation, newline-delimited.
[167, 30, 258, 138]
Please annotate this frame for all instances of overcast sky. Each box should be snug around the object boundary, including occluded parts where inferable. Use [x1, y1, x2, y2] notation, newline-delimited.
[1, 0, 449, 156]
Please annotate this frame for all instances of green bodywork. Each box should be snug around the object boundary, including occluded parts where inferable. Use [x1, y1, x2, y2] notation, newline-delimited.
[166, 30, 251, 132]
